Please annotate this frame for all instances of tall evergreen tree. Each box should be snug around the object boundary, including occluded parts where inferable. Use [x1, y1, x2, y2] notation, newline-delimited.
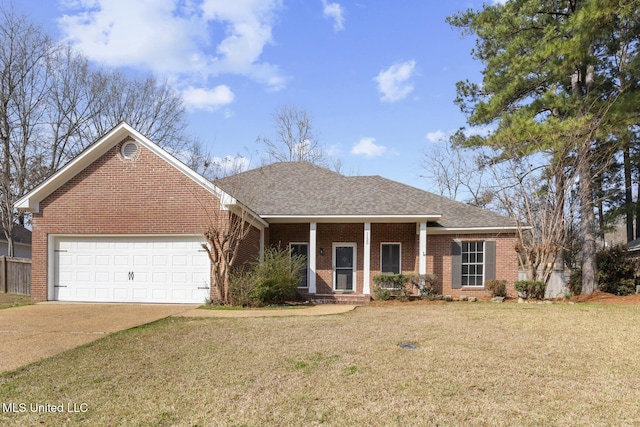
[448, 0, 640, 294]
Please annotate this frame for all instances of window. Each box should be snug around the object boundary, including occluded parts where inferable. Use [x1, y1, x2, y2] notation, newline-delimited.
[381, 243, 401, 275]
[461, 241, 484, 286]
[290, 243, 308, 288]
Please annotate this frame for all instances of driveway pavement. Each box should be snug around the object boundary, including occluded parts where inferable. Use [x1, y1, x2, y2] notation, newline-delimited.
[0, 303, 357, 373]
[0, 303, 194, 373]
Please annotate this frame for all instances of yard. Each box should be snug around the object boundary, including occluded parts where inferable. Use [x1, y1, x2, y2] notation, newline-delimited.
[0, 293, 31, 310]
[1, 301, 640, 426]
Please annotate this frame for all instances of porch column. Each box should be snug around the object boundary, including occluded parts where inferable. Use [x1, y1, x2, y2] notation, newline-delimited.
[419, 221, 427, 275]
[259, 228, 265, 263]
[363, 222, 371, 295]
[309, 222, 317, 294]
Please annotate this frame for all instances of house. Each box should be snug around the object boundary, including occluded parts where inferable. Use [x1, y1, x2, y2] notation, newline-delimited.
[16, 122, 519, 304]
[0, 225, 32, 258]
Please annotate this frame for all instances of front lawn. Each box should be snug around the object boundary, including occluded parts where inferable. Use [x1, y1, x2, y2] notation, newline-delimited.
[0, 293, 31, 310]
[1, 303, 640, 426]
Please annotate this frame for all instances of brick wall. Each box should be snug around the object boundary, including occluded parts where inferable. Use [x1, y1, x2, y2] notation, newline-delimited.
[427, 233, 519, 298]
[31, 139, 226, 302]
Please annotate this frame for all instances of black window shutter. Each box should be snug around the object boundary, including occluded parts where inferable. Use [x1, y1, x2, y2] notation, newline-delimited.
[451, 241, 462, 289]
[484, 240, 496, 283]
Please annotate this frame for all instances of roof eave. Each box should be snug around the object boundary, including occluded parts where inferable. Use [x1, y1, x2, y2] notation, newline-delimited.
[427, 226, 522, 235]
[261, 214, 442, 224]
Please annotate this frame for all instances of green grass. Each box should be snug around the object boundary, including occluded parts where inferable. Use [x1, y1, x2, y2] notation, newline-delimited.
[0, 293, 31, 310]
[2, 303, 640, 426]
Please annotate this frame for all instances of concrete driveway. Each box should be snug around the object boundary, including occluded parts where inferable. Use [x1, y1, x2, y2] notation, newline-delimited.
[0, 303, 194, 373]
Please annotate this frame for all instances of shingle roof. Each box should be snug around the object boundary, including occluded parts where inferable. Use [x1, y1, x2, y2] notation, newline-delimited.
[215, 162, 516, 229]
[0, 225, 32, 245]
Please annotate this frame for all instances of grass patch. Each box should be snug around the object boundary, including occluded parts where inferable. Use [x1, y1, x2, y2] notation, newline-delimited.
[0, 293, 31, 310]
[2, 303, 640, 425]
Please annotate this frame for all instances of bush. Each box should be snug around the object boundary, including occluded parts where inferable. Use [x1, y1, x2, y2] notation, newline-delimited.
[485, 279, 507, 298]
[228, 270, 257, 307]
[567, 269, 583, 295]
[514, 280, 546, 300]
[372, 274, 414, 301]
[408, 273, 439, 299]
[250, 246, 305, 305]
[569, 245, 639, 296]
[596, 245, 637, 296]
[372, 286, 392, 301]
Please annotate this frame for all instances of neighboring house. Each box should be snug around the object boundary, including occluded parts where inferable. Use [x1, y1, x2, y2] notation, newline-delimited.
[16, 122, 519, 304]
[0, 225, 32, 258]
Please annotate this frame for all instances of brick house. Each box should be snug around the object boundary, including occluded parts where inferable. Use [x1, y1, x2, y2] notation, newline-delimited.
[17, 122, 519, 304]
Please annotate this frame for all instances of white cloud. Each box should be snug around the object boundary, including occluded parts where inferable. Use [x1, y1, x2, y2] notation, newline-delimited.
[57, 0, 286, 109]
[493, 0, 509, 4]
[212, 155, 251, 176]
[351, 137, 386, 157]
[374, 60, 416, 103]
[425, 130, 449, 143]
[182, 85, 235, 111]
[321, 0, 345, 32]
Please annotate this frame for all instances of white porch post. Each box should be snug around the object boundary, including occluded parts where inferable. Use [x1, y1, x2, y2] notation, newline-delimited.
[259, 228, 265, 263]
[309, 222, 317, 294]
[363, 222, 371, 295]
[419, 221, 427, 275]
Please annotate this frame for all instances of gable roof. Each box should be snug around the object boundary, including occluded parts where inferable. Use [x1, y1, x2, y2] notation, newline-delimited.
[16, 122, 229, 213]
[216, 162, 516, 230]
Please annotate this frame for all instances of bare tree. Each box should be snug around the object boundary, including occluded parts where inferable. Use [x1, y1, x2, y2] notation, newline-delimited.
[200, 172, 265, 304]
[421, 142, 495, 209]
[0, 5, 56, 255]
[203, 207, 257, 304]
[257, 104, 325, 164]
[86, 70, 188, 153]
[0, 6, 192, 255]
[490, 157, 573, 285]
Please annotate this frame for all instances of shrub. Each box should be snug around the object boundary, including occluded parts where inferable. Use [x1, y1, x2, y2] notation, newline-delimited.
[372, 286, 392, 301]
[250, 246, 305, 305]
[567, 269, 583, 295]
[407, 273, 439, 299]
[569, 245, 639, 296]
[228, 270, 257, 307]
[514, 280, 546, 300]
[596, 244, 637, 296]
[372, 274, 413, 301]
[485, 279, 507, 298]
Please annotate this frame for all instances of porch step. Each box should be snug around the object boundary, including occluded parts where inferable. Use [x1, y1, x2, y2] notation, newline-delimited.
[301, 293, 371, 305]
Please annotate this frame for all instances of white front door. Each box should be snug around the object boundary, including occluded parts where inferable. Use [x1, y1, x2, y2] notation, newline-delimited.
[333, 243, 356, 291]
[53, 235, 210, 303]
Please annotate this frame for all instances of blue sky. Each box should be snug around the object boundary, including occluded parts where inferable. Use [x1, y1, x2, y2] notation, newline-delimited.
[18, 0, 501, 192]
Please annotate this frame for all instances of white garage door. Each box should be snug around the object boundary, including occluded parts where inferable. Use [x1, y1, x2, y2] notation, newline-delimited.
[53, 235, 210, 303]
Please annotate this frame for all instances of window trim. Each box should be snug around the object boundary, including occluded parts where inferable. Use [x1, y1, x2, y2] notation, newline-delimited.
[380, 242, 402, 275]
[461, 240, 484, 288]
[289, 242, 309, 289]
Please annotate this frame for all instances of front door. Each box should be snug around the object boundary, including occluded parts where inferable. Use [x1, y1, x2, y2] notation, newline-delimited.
[333, 244, 356, 291]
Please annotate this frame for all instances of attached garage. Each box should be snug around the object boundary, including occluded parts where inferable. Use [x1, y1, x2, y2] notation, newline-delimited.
[51, 235, 210, 303]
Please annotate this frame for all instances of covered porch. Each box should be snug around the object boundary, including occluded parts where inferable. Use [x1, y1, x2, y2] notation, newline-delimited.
[264, 216, 438, 303]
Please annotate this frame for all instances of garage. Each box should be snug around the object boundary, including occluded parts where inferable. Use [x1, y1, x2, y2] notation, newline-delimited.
[52, 235, 211, 304]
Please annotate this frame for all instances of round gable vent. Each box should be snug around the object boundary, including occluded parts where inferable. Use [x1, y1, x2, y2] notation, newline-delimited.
[121, 141, 139, 159]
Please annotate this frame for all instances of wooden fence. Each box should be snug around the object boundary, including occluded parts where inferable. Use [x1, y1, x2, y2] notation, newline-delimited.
[0, 256, 31, 295]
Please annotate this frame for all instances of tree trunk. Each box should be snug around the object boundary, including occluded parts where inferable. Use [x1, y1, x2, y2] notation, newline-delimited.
[636, 168, 640, 240]
[624, 143, 634, 242]
[578, 141, 598, 295]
